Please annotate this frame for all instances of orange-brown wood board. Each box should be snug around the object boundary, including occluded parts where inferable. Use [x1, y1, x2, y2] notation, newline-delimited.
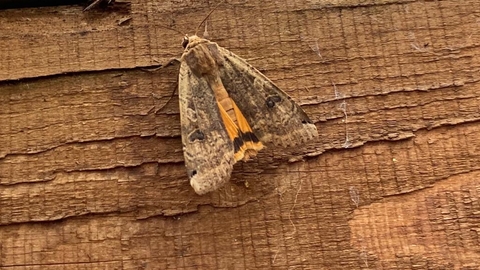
[0, 0, 479, 269]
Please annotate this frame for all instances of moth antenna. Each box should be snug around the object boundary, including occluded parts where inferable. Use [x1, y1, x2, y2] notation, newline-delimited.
[157, 25, 184, 36]
[194, 2, 223, 36]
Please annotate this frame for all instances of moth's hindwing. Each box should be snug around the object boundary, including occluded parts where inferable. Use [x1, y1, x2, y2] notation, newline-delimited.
[216, 45, 319, 147]
[178, 57, 235, 195]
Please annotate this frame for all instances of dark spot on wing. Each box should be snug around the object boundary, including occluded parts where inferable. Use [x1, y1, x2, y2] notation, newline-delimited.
[302, 119, 312, 124]
[188, 130, 205, 142]
[266, 95, 282, 108]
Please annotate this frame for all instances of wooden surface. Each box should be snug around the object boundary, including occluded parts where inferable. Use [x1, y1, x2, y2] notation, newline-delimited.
[0, 0, 479, 269]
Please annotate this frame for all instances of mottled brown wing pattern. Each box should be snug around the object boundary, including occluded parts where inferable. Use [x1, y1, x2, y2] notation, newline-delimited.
[216, 46, 318, 147]
[178, 59, 235, 195]
[178, 35, 318, 195]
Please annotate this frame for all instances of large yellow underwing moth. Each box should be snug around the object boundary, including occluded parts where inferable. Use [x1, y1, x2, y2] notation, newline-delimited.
[179, 34, 318, 195]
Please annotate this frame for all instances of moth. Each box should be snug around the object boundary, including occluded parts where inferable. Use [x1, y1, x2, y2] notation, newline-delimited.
[179, 34, 318, 195]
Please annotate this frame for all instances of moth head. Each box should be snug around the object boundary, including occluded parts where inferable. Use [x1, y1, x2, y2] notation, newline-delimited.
[181, 35, 205, 50]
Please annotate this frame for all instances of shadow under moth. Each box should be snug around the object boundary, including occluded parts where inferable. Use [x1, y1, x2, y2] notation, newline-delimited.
[179, 35, 318, 195]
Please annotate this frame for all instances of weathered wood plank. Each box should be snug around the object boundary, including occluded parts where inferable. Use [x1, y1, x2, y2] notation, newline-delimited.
[0, 0, 479, 269]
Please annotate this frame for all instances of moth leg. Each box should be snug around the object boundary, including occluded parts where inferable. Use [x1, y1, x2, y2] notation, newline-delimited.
[152, 83, 177, 114]
[164, 58, 181, 67]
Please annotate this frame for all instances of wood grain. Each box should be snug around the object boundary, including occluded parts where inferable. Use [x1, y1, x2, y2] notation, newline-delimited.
[0, 0, 479, 269]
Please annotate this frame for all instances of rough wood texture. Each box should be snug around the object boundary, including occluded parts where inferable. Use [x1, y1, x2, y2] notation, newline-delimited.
[0, 0, 479, 269]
